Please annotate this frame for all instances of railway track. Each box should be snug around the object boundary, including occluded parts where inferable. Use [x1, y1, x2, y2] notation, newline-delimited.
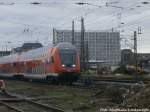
[0, 91, 65, 112]
[0, 73, 148, 91]
[72, 78, 146, 90]
[0, 73, 149, 85]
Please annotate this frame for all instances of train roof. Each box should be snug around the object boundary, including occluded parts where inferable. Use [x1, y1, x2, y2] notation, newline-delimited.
[0, 42, 76, 64]
[0, 45, 53, 64]
[56, 42, 76, 50]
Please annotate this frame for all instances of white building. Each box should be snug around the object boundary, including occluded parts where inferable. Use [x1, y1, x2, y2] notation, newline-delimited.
[53, 29, 121, 66]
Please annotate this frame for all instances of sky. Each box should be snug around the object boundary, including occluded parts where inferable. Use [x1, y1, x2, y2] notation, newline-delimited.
[0, 0, 150, 53]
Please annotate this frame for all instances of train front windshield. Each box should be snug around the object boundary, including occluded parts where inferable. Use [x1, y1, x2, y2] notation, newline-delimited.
[59, 50, 76, 67]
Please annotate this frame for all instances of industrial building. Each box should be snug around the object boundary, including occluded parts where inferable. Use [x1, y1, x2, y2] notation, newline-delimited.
[121, 49, 134, 65]
[12, 43, 43, 54]
[0, 51, 10, 57]
[53, 29, 121, 68]
[121, 49, 150, 71]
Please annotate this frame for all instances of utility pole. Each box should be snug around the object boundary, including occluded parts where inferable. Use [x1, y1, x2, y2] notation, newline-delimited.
[53, 28, 55, 45]
[85, 40, 89, 72]
[72, 20, 75, 45]
[81, 17, 85, 72]
[134, 31, 138, 79]
[138, 26, 142, 35]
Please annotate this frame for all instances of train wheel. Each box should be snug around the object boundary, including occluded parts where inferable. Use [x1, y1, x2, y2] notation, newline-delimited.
[29, 79, 33, 82]
[13, 74, 24, 80]
[46, 76, 59, 85]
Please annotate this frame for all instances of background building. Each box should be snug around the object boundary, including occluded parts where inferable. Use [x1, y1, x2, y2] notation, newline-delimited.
[12, 43, 43, 54]
[121, 49, 134, 65]
[0, 51, 10, 57]
[53, 29, 121, 68]
[121, 49, 150, 72]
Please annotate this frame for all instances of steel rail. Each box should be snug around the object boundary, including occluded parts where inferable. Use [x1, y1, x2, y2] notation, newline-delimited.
[25, 100, 65, 112]
[0, 91, 65, 112]
[0, 101, 24, 112]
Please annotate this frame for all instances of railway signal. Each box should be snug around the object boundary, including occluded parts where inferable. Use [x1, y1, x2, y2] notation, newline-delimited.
[0, 80, 6, 93]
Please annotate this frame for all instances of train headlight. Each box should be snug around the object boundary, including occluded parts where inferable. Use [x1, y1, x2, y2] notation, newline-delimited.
[72, 64, 76, 67]
[62, 64, 65, 67]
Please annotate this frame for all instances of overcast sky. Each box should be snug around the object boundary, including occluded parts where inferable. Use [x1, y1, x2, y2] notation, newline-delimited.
[0, 0, 150, 53]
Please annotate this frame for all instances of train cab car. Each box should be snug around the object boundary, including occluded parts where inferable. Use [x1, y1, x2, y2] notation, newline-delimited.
[56, 43, 80, 72]
[51, 43, 80, 83]
[43, 42, 80, 83]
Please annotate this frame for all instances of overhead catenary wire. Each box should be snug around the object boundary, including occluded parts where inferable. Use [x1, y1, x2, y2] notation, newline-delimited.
[0, 1, 146, 32]
[83, 1, 146, 28]
[0, 1, 149, 50]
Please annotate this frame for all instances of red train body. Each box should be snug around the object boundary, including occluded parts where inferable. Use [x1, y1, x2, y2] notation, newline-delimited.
[0, 42, 80, 83]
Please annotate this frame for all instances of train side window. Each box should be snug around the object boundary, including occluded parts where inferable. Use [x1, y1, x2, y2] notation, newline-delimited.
[13, 63, 17, 67]
[50, 56, 54, 63]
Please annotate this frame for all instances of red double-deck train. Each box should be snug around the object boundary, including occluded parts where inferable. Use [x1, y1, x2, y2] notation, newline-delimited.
[0, 42, 80, 84]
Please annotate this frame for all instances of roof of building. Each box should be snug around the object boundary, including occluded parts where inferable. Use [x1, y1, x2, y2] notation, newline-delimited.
[22, 43, 43, 49]
[12, 43, 43, 53]
[13, 47, 22, 52]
